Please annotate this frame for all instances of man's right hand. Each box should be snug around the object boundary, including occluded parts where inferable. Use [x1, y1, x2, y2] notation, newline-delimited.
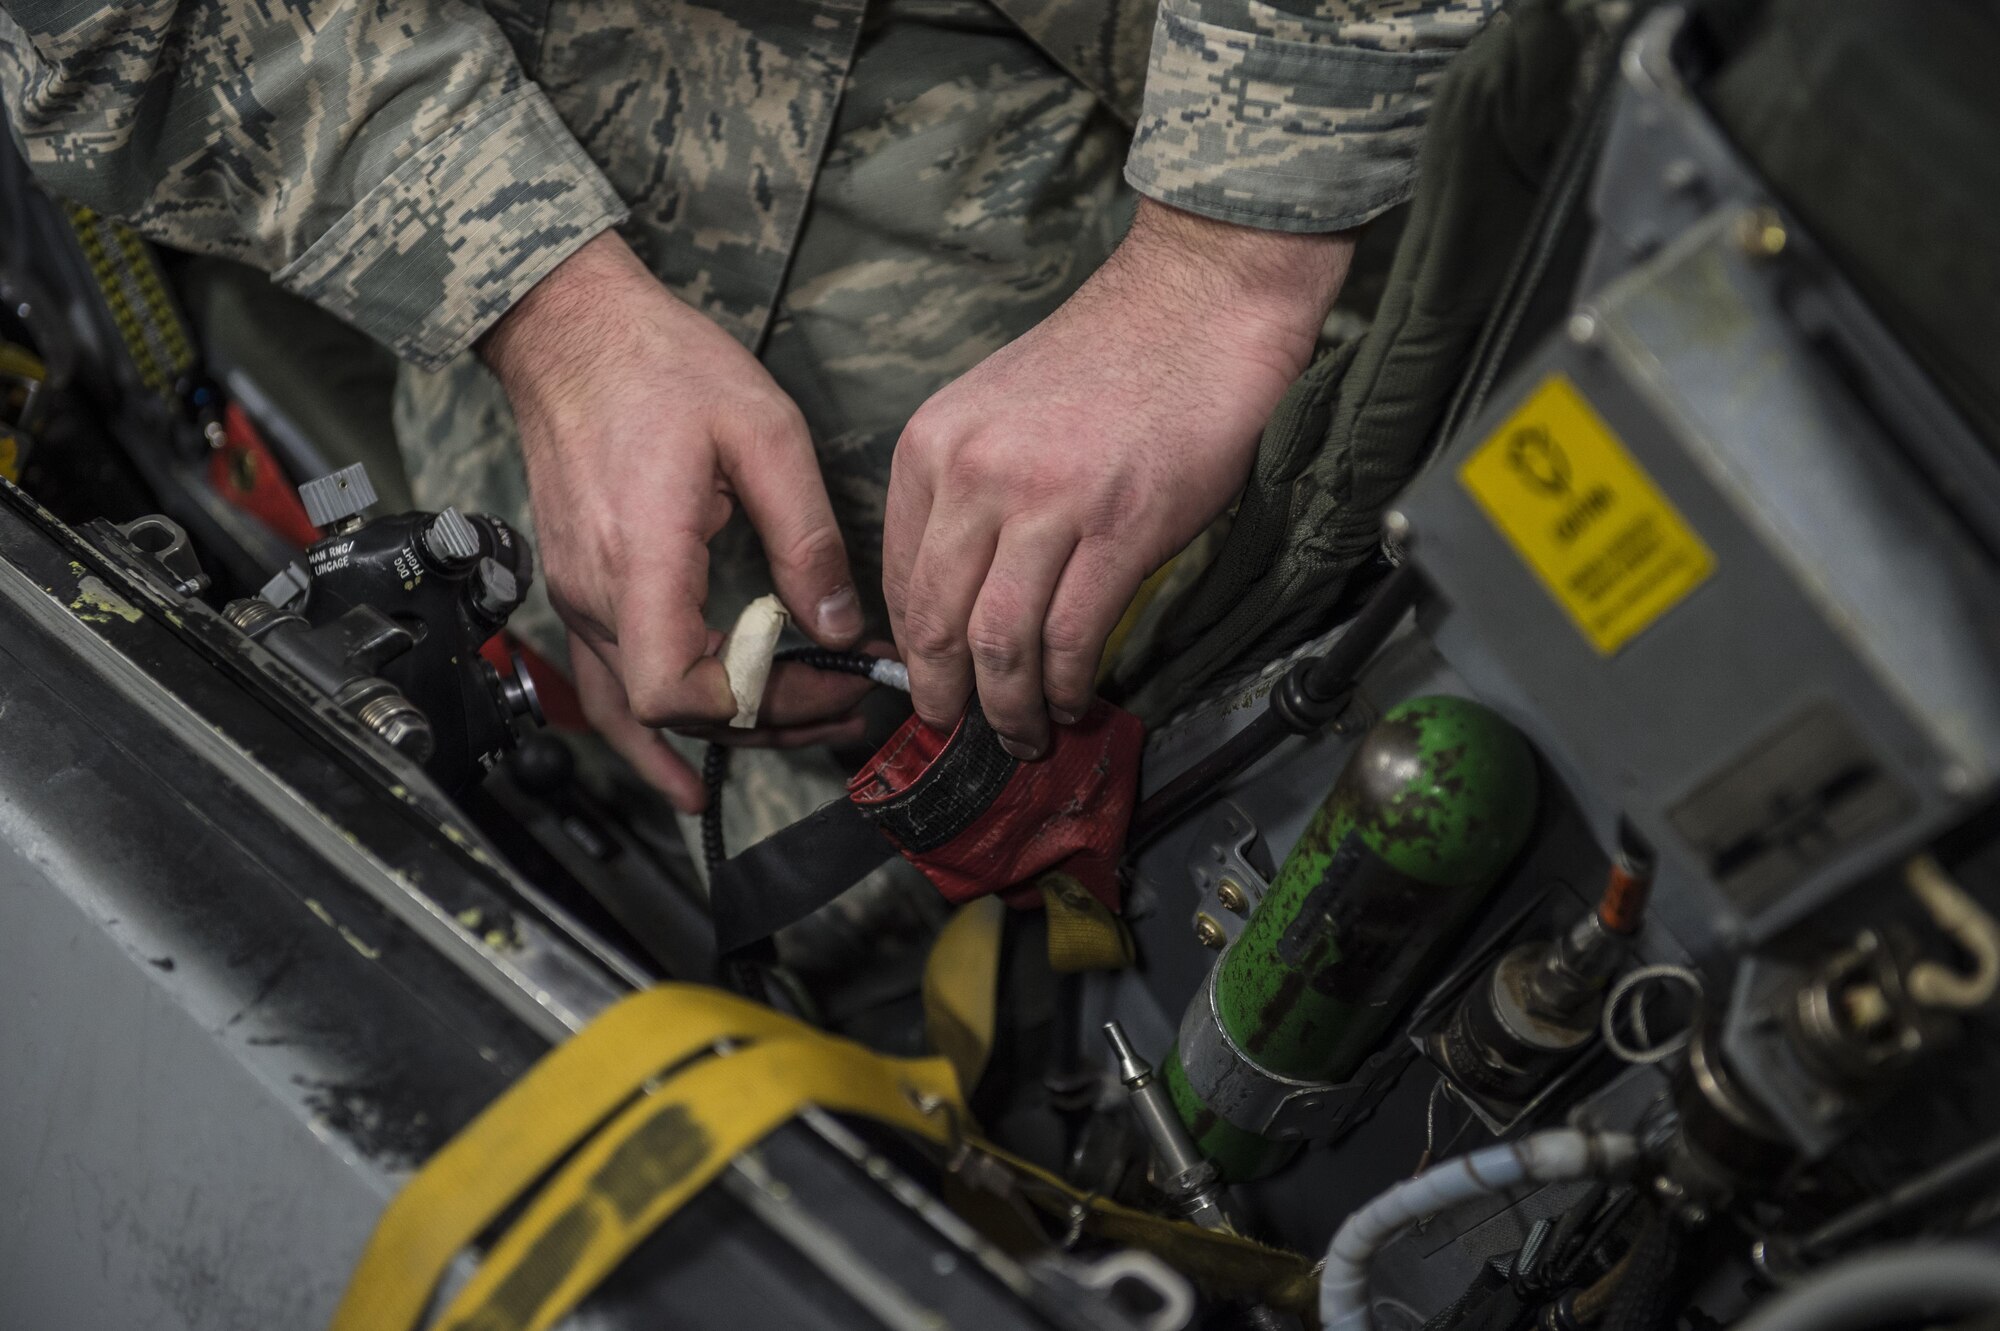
[480, 231, 867, 810]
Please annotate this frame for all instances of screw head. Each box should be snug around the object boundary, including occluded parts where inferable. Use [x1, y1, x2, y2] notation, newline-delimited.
[1215, 877, 1249, 915]
[1735, 207, 1787, 258]
[1193, 914, 1227, 950]
[1382, 509, 1413, 562]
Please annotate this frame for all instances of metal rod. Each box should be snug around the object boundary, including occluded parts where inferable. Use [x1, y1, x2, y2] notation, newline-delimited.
[1801, 1131, 2000, 1255]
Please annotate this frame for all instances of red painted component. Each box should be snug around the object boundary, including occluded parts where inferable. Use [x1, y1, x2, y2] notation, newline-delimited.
[848, 700, 1143, 912]
[207, 402, 321, 548]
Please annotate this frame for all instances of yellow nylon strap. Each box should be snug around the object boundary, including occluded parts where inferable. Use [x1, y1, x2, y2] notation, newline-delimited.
[433, 1037, 962, 1331]
[976, 1145, 1318, 1315]
[1038, 872, 1134, 973]
[338, 984, 1318, 1329]
[921, 895, 1007, 1092]
[328, 985, 817, 1331]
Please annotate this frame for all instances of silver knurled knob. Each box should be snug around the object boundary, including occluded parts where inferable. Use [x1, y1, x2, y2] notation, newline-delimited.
[423, 507, 481, 566]
[299, 463, 378, 530]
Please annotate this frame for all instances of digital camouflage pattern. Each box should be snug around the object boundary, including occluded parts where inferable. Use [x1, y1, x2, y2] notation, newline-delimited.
[0, 3, 627, 369]
[0, 0, 1488, 966]
[399, 0, 1128, 977]
[1129, 0, 1500, 231]
[1, 0, 1487, 370]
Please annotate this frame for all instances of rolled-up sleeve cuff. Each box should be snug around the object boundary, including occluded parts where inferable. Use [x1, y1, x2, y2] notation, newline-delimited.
[274, 85, 628, 370]
[1124, 0, 1456, 233]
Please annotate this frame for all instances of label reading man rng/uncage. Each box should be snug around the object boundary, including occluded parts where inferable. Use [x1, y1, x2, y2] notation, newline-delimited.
[1460, 374, 1714, 655]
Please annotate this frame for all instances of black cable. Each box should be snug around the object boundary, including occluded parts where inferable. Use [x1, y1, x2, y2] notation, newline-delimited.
[1565, 1188, 1642, 1286]
[700, 742, 731, 879]
[1547, 1181, 1613, 1282]
[773, 646, 888, 680]
[1129, 561, 1424, 847]
[1424, 1264, 1515, 1331]
[699, 646, 898, 999]
[1601, 1204, 1696, 1331]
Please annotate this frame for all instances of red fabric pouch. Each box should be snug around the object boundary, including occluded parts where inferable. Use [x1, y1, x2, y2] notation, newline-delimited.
[847, 699, 1143, 911]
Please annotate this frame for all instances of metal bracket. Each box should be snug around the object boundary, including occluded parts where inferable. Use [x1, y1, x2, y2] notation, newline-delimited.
[1186, 801, 1274, 951]
[101, 514, 209, 597]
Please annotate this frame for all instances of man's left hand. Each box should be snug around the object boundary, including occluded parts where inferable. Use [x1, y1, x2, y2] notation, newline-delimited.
[884, 199, 1356, 758]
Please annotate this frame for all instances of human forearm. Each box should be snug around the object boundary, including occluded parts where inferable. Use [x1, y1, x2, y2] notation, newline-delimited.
[0, 0, 625, 367]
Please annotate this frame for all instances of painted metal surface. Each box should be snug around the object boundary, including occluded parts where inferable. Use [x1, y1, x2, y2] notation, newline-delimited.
[1167, 697, 1538, 1179]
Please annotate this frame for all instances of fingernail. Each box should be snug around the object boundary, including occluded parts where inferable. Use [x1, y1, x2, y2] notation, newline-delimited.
[1049, 706, 1080, 726]
[999, 735, 1044, 762]
[817, 585, 862, 642]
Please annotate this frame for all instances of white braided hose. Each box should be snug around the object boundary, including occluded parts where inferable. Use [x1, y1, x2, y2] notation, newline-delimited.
[1320, 1129, 1642, 1331]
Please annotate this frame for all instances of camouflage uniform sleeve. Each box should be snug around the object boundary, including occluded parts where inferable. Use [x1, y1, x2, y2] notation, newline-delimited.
[1125, 0, 1498, 232]
[0, 3, 629, 369]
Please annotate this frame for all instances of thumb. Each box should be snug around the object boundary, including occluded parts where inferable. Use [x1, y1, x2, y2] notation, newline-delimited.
[723, 400, 863, 648]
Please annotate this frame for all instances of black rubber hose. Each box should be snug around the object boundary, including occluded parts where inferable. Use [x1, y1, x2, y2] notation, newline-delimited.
[1130, 562, 1423, 847]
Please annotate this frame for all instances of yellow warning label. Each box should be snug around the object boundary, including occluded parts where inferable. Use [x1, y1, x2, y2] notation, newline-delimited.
[1460, 374, 1713, 655]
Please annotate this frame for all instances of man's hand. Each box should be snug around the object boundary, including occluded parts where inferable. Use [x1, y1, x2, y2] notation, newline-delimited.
[570, 634, 876, 812]
[884, 200, 1356, 758]
[482, 232, 865, 811]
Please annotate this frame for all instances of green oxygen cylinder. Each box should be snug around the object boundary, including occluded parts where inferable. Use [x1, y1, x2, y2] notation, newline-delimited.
[1162, 696, 1538, 1181]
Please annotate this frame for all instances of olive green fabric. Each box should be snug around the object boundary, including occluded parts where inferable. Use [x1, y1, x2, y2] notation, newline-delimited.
[1706, 0, 2000, 450]
[176, 256, 413, 513]
[1119, 0, 1590, 716]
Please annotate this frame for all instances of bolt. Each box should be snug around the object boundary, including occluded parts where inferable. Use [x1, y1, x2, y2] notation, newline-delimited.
[1735, 207, 1787, 258]
[1382, 509, 1413, 562]
[1193, 914, 1227, 950]
[1216, 877, 1249, 915]
[1840, 981, 1892, 1033]
[354, 691, 435, 763]
[1567, 310, 1599, 345]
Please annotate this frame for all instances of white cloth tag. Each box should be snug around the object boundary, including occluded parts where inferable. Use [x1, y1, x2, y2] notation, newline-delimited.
[722, 595, 789, 728]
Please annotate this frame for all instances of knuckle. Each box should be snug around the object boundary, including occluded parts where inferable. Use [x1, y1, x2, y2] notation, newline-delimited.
[968, 626, 1028, 677]
[1041, 612, 1095, 663]
[901, 608, 964, 663]
[774, 519, 847, 578]
[900, 399, 953, 450]
[623, 677, 679, 729]
[753, 396, 810, 449]
[943, 446, 994, 492]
